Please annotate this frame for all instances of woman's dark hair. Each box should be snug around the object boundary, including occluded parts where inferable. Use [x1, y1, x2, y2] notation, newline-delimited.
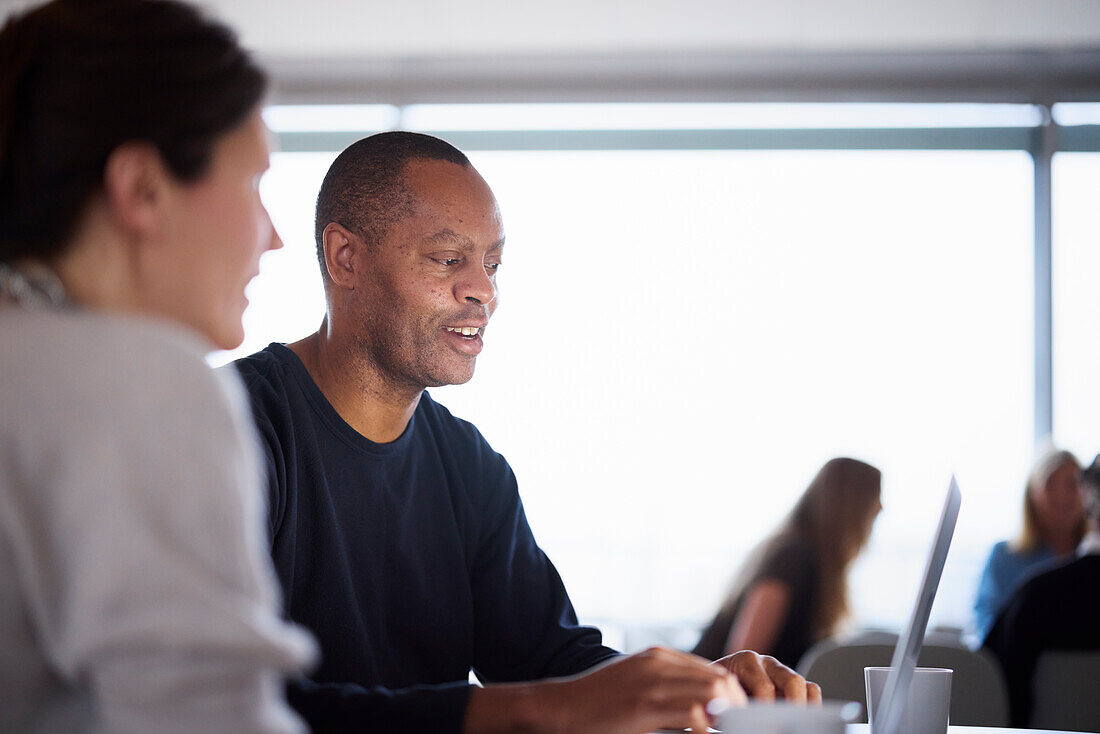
[0, 0, 267, 262]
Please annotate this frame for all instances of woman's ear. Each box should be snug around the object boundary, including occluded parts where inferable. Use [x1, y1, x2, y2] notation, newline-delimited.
[102, 142, 171, 238]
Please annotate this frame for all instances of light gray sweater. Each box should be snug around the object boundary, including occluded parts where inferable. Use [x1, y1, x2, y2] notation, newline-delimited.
[0, 308, 315, 734]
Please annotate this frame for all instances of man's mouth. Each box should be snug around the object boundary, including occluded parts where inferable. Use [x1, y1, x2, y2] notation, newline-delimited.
[444, 326, 483, 337]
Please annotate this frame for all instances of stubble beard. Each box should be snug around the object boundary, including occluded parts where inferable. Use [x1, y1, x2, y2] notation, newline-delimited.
[352, 317, 476, 397]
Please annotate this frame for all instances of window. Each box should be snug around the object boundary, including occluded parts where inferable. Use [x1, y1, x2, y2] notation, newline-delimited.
[437, 148, 1032, 631]
[215, 103, 1095, 646]
[1053, 152, 1100, 463]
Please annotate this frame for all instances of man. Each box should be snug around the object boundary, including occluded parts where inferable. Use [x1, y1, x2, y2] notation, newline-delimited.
[233, 132, 818, 734]
[984, 455, 1100, 726]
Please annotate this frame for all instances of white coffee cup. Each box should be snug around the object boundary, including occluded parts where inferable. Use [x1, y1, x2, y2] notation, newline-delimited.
[864, 667, 953, 734]
[717, 700, 862, 734]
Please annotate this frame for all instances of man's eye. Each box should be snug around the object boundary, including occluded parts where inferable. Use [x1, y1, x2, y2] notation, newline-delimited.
[438, 258, 462, 266]
[486, 262, 501, 272]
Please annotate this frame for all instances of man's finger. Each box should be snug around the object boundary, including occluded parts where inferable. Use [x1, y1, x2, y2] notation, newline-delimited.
[652, 646, 735, 674]
[765, 655, 818, 704]
[807, 681, 823, 704]
[689, 702, 708, 733]
[762, 655, 807, 702]
[649, 649, 738, 686]
[726, 652, 776, 700]
[649, 695, 723, 731]
[725, 673, 749, 706]
[641, 675, 735, 707]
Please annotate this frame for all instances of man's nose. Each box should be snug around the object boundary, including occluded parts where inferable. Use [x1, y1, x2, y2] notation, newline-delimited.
[456, 264, 497, 306]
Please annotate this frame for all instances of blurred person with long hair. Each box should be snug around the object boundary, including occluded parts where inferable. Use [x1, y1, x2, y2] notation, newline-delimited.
[0, 1, 314, 732]
[693, 458, 882, 668]
[970, 445, 1085, 644]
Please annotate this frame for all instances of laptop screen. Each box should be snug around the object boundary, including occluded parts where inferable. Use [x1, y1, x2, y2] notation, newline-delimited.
[871, 477, 962, 734]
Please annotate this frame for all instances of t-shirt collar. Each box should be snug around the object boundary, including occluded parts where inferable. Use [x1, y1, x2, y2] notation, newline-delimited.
[268, 342, 417, 457]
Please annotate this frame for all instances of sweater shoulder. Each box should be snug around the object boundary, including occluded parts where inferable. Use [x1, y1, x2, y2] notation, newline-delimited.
[0, 310, 238, 425]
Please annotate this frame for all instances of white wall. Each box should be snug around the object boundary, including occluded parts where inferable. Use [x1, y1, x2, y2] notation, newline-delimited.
[202, 0, 1100, 58]
[4, 0, 1099, 60]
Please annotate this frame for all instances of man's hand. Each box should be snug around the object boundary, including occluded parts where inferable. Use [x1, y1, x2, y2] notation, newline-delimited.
[465, 646, 746, 734]
[714, 650, 822, 703]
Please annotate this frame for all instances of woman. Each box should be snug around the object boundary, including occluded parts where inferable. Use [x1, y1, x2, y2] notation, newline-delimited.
[971, 445, 1085, 644]
[0, 1, 314, 732]
[693, 458, 882, 669]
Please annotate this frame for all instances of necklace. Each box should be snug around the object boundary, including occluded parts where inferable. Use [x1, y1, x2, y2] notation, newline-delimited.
[0, 262, 71, 310]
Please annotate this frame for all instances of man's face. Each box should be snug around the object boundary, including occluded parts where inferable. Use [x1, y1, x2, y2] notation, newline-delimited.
[349, 158, 504, 392]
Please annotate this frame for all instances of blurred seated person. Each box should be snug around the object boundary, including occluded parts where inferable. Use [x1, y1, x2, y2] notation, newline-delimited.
[983, 454, 1100, 727]
[693, 458, 882, 669]
[970, 445, 1085, 643]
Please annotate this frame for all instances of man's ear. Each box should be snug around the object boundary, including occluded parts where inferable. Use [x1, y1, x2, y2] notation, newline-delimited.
[102, 142, 170, 238]
[323, 222, 360, 290]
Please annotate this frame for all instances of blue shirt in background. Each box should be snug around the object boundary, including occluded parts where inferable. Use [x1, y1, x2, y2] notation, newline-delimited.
[971, 540, 1055, 644]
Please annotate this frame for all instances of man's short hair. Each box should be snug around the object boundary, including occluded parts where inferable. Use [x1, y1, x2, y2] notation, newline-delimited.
[313, 131, 471, 279]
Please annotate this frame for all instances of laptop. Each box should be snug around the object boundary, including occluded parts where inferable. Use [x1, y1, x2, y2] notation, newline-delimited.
[870, 476, 962, 734]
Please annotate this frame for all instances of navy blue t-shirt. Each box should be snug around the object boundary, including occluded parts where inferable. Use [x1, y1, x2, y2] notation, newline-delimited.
[231, 344, 616, 733]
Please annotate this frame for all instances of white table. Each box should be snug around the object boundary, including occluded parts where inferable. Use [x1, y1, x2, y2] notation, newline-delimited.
[847, 726, 1081, 734]
[654, 724, 1085, 734]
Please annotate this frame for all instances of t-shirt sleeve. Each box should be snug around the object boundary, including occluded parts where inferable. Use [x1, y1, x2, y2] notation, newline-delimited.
[249, 403, 289, 544]
[467, 450, 619, 682]
[0, 333, 316, 734]
[286, 677, 474, 734]
[755, 540, 814, 591]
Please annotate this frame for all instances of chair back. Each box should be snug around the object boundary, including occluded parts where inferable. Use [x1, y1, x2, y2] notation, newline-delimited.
[1030, 650, 1100, 732]
[799, 642, 1009, 726]
[796, 630, 899, 677]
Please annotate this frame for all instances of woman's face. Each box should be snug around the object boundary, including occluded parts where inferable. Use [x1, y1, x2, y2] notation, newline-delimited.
[1032, 461, 1085, 538]
[144, 109, 280, 350]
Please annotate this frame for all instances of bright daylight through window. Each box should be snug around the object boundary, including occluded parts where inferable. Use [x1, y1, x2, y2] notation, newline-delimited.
[214, 103, 1075, 649]
[1054, 151, 1100, 463]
